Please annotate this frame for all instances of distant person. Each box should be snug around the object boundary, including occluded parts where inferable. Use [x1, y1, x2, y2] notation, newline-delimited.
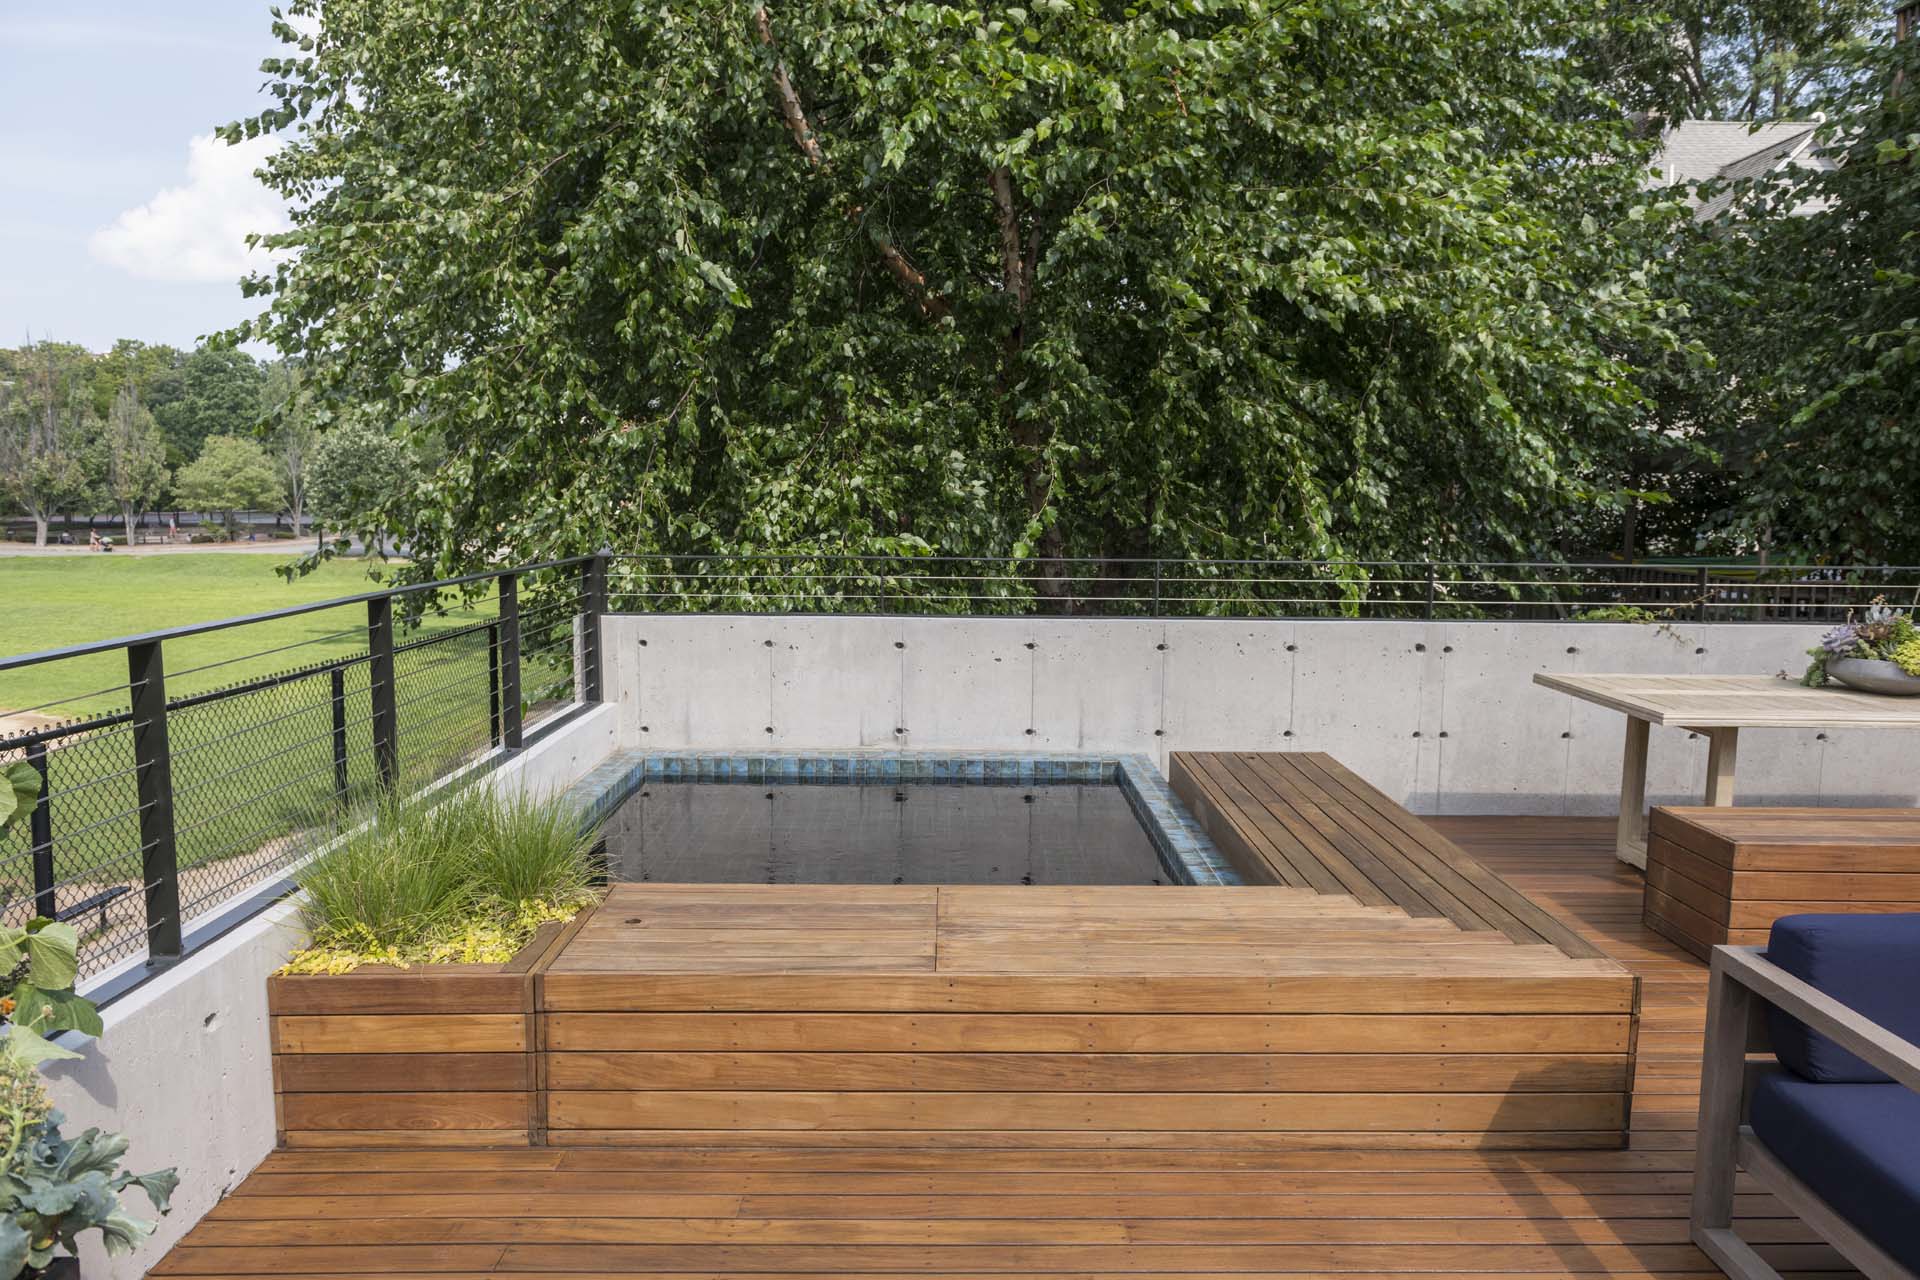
[168, 517, 178, 543]
[87, 530, 100, 552]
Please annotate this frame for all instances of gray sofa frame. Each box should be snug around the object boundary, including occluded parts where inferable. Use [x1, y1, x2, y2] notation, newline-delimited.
[1694, 944, 1920, 1280]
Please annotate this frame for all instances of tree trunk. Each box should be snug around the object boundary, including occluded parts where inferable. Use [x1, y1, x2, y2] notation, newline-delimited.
[32, 514, 47, 548]
[124, 508, 137, 548]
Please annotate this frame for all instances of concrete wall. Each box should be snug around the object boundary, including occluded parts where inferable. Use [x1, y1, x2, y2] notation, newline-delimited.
[41, 702, 621, 1279]
[605, 615, 1920, 814]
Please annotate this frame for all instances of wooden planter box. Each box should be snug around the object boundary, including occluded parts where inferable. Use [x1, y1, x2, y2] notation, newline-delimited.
[1645, 807, 1920, 960]
[267, 914, 589, 1148]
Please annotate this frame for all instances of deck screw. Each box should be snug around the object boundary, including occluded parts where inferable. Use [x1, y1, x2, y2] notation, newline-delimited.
[1411, 730, 1422, 738]
[1566, 646, 1578, 655]
[638, 638, 648, 646]
[894, 727, 905, 735]
[1025, 641, 1036, 650]
[1285, 643, 1298, 652]
[1283, 730, 1294, 738]
[1414, 643, 1426, 652]
[1817, 732, 1829, 741]
[1695, 647, 1706, 655]
[1156, 642, 1167, 651]
[1561, 731, 1572, 739]
[641, 724, 650, 732]
[1442, 645, 1453, 653]
[895, 641, 905, 649]
[1153, 729, 1165, 736]
[764, 725, 774, 734]
[763, 639, 773, 647]
[1438, 731, 1449, 738]
[1025, 728, 1036, 736]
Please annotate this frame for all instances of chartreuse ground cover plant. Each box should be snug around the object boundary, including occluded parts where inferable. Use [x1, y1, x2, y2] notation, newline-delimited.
[282, 788, 601, 974]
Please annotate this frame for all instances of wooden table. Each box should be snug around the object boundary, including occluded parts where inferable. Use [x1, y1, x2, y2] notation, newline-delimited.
[1533, 673, 1920, 868]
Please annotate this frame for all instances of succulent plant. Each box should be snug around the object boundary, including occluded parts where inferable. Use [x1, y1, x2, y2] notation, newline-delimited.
[1819, 622, 1863, 655]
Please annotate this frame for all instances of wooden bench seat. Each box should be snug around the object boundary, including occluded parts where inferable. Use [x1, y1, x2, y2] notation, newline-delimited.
[1646, 806, 1920, 959]
[1169, 751, 1605, 962]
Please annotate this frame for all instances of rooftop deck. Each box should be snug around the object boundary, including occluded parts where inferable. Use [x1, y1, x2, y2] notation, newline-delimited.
[149, 815, 1839, 1280]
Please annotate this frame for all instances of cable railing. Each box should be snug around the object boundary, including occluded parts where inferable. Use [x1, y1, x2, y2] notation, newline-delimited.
[604, 555, 1920, 622]
[0, 557, 596, 988]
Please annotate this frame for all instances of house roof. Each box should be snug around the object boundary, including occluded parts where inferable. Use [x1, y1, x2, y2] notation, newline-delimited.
[1651, 119, 1838, 220]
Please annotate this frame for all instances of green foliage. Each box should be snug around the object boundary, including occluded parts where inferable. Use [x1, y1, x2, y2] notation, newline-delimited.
[303, 420, 417, 555]
[1666, 40, 1920, 564]
[0, 344, 95, 547]
[0, 768, 37, 844]
[174, 435, 282, 536]
[0, 1099, 176, 1278]
[0, 921, 101, 1069]
[100, 385, 170, 545]
[151, 347, 264, 469]
[1577, 0, 1883, 122]
[230, 0, 1682, 585]
[292, 788, 597, 968]
[1572, 605, 1665, 624]
[263, 360, 320, 535]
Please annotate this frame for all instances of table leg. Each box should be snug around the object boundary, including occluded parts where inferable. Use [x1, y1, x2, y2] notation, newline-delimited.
[1704, 727, 1739, 806]
[1617, 716, 1651, 869]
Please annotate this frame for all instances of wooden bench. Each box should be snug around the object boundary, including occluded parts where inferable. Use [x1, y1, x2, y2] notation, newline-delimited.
[1169, 751, 1605, 961]
[1646, 806, 1920, 960]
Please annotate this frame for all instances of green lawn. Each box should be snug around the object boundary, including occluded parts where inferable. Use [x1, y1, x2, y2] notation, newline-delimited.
[0, 555, 493, 718]
[0, 554, 579, 970]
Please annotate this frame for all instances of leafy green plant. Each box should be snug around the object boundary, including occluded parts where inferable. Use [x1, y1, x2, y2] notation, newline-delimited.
[0, 767, 38, 843]
[1573, 605, 1664, 624]
[289, 788, 598, 972]
[0, 924, 100, 1069]
[0, 1050, 175, 1278]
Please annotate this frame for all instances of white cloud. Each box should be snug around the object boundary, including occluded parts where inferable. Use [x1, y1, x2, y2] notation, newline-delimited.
[90, 134, 289, 283]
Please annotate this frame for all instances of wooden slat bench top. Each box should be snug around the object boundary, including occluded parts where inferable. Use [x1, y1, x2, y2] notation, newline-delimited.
[1170, 752, 1606, 962]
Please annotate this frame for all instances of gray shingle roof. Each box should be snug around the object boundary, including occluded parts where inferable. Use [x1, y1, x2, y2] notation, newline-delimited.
[1651, 119, 1838, 220]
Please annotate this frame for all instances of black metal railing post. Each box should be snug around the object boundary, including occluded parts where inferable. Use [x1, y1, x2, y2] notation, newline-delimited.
[1425, 564, 1438, 619]
[487, 621, 502, 746]
[581, 552, 608, 703]
[367, 596, 398, 792]
[127, 639, 182, 962]
[1152, 560, 1163, 618]
[329, 665, 350, 806]
[25, 741, 53, 920]
[1697, 565, 1712, 623]
[499, 572, 524, 749]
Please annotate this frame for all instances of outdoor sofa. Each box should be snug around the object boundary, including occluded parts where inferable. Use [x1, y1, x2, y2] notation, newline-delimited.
[1693, 912, 1920, 1280]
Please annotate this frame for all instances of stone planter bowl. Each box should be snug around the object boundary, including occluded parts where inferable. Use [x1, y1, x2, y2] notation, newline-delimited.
[1827, 656, 1920, 697]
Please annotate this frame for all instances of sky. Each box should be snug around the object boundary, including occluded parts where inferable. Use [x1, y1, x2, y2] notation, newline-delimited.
[0, 4, 292, 353]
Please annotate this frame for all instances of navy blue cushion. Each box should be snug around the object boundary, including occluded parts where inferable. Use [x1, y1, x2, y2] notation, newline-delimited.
[1765, 913, 1920, 1083]
[1749, 1071, 1920, 1274]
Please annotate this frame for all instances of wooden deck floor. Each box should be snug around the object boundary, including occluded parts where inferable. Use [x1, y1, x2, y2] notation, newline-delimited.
[152, 817, 1851, 1279]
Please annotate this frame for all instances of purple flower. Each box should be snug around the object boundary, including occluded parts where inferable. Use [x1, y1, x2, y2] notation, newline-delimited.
[1821, 623, 1862, 655]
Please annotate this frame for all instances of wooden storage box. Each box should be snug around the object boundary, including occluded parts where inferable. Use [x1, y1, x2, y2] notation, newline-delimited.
[1644, 807, 1920, 960]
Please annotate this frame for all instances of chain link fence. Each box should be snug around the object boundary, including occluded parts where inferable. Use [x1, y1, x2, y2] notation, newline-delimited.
[0, 558, 593, 983]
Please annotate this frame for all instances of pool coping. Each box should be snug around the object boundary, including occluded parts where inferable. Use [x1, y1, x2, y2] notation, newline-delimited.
[559, 749, 1240, 887]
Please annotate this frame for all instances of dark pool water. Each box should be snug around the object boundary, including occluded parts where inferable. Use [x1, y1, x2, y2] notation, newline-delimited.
[600, 782, 1169, 885]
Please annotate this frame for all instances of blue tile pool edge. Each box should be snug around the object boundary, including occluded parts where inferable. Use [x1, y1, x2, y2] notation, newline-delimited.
[558, 748, 1241, 887]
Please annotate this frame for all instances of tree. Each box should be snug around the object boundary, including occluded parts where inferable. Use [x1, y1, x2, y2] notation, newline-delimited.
[1580, 0, 1884, 123]
[263, 360, 319, 541]
[174, 435, 281, 539]
[231, 0, 1682, 596]
[1674, 36, 1920, 563]
[101, 384, 170, 547]
[0, 342, 95, 546]
[305, 420, 418, 556]
[152, 347, 264, 468]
